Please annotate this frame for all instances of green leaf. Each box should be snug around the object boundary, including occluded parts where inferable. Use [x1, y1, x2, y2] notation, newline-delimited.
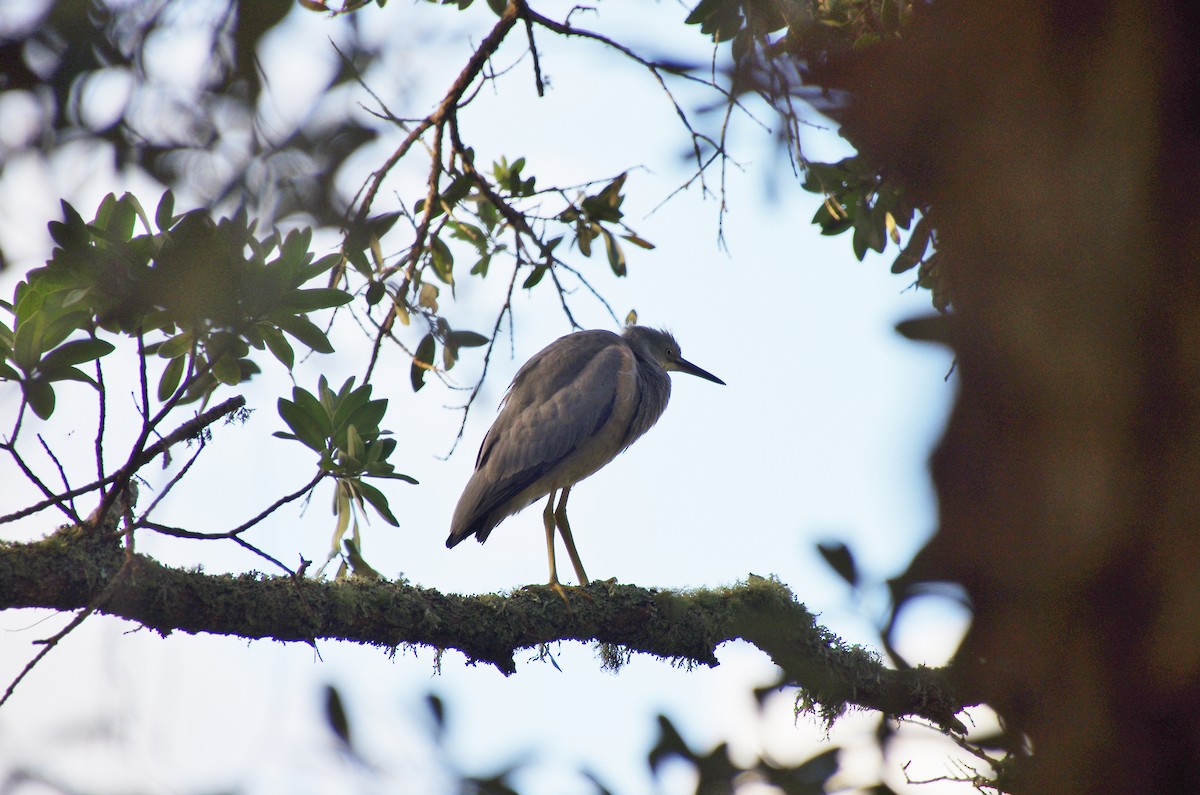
[522, 265, 548, 289]
[278, 396, 329, 452]
[345, 247, 372, 279]
[123, 193, 152, 237]
[211, 354, 242, 385]
[342, 400, 387, 438]
[891, 217, 931, 274]
[344, 424, 365, 464]
[622, 233, 655, 250]
[41, 365, 97, 386]
[105, 194, 137, 241]
[261, 325, 295, 369]
[330, 384, 373, 434]
[347, 211, 401, 251]
[155, 190, 176, 231]
[852, 202, 886, 260]
[356, 479, 399, 526]
[284, 287, 353, 313]
[157, 332, 193, 360]
[38, 339, 114, 372]
[448, 220, 487, 252]
[374, 471, 419, 484]
[577, 223, 593, 257]
[430, 236, 454, 285]
[158, 353, 185, 401]
[275, 314, 335, 354]
[812, 200, 853, 236]
[48, 200, 89, 249]
[304, 252, 344, 282]
[411, 333, 435, 392]
[23, 378, 56, 419]
[600, 227, 627, 276]
[13, 314, 47, 373]
[342, 537, 383, 580]
[852, 224, 869, 261]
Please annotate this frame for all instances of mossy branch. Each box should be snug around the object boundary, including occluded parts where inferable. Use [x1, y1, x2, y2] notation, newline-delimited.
[0, 529, 971, 732]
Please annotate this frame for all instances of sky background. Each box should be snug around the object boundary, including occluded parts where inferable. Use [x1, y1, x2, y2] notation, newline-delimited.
[0, 2, 976, 793]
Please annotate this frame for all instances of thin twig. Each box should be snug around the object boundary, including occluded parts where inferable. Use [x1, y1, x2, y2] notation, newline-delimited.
[523, 14, 545, 97]
[94, 356, 106, 482]
[0, 397, 246, 526]
[140, 470, 324, 541]
[1, 442, 80, 524]
[36, 435, 75, 517]
[346, 0, 521, 234]
[132, 438, 206, 524]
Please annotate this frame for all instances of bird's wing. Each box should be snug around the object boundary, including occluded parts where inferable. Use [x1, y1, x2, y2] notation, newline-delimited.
[448, 331, 636, 543]
[477, 330, 633, 482]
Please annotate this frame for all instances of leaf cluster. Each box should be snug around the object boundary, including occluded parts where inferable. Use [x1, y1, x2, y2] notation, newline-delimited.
[0, 192, 354, 418]
[276, 375, 416, 527]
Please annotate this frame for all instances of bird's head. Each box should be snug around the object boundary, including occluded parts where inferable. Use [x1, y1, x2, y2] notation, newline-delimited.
[623, 326, 725, 385]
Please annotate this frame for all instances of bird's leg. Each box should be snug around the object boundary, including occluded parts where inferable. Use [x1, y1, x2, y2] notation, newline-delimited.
[554, 487, 591, 586]
[543, 492, 561, 586]
[536, 488, 592, 610]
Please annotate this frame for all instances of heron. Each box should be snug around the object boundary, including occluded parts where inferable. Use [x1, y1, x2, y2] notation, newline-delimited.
[446, 326, 724, 592]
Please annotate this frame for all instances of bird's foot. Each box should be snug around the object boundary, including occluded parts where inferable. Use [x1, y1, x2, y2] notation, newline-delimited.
[544, 579, 594, 612]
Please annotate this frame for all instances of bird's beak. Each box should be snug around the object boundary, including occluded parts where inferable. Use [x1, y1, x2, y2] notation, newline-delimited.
[672, 356, 725, 385]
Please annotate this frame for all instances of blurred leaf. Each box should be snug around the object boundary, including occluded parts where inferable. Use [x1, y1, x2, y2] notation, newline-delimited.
[260, 325, 295, 369]
[411, 333, 435, 392]
[365, 280, 386, 306]
[285, 287, 353, 313]
[324, 684, 352, 748]
[600, 227, 627, 276]
[895, 314, 954, 345]
[470, 253, 492, 277]
[446, 330, 489, 348]
[816, 541, 859, 588]
[418, 283, 439, 312]
[622, 233, 655, 250]
[891, 216, 931, 274]
[648, 714, 694, 772]
[522, 265, 548, 289]
[430, 236, 455, 285]
[343, 537, 384, 579]
[157, 332, 193, 360]
[426, 693, 445, 736]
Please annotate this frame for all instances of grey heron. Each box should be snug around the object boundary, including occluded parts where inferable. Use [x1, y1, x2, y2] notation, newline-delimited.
[447, 326, 724, 590]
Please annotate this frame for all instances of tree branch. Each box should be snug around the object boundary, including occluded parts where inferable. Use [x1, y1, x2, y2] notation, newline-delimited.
[0, 531, 971, 733]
